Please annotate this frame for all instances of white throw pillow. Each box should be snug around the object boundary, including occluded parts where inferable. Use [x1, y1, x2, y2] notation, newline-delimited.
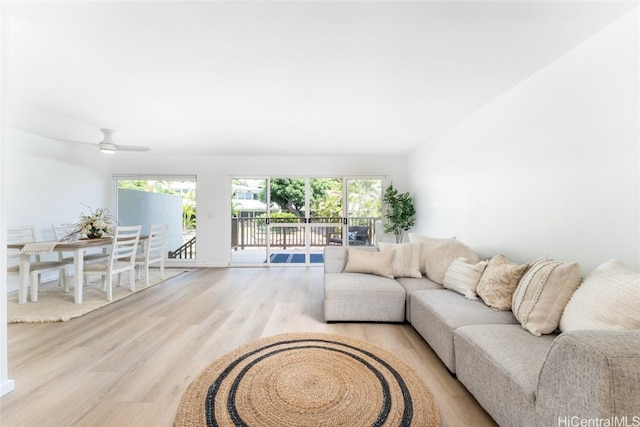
[512, 257, 581, 336]
[559, 259, 640, 332]
[344, 248, 395, 279]
[425, 240, 480, 285]
[378, 242, 422, 279]
[443, 257, 487, 300]
[408, 233, 456, 275]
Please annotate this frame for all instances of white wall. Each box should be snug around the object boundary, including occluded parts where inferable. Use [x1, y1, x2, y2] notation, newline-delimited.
[408, 9, 640, 275]
[0, 2, 15, 398]
[110, 154, 408, 266]
[4, 129, 110, 290]
[6, 130, 110, 231]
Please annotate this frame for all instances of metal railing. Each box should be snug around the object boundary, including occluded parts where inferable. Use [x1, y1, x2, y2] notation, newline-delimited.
[231, 217, 378, 250]
[169, 236, 196, 259]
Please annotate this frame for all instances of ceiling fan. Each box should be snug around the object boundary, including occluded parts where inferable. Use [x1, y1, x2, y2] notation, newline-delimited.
[94, 129, 150, 154]
[55, 129, 151, 154]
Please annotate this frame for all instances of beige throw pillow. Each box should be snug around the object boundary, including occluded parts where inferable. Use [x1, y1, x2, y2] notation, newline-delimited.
[443, 257, 487, 300]
[512, 257, 581, 336]
[408, 233, 456, 274]
[378, 242, 422, 278]
[559, 259, 640, 332]
[476, 255, 529, 311]
[344, 248, 395, 279]
[425, 240, 480, 285]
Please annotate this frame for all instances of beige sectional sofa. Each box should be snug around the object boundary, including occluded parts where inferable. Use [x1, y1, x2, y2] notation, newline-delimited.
[323, 245, 640, 427]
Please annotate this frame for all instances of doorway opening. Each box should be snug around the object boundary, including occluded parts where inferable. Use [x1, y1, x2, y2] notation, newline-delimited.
[114, 176, 197, 262]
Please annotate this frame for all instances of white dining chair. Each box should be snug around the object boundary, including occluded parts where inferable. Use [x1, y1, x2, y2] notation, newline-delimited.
[7, 226, 69, 302]
[135, 223, 168, 287]
[83, 225, 142, 301]
[52, 223, 110, 292]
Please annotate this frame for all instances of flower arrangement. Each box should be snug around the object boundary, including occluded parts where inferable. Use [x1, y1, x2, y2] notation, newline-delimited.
[76, 206, 115, 239]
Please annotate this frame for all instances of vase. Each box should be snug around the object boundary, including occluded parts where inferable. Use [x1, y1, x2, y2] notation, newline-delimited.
[86, 230, 103, 239]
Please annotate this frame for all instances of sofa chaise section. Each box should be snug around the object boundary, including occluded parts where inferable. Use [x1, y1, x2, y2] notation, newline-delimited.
[454, 324, 558, 427]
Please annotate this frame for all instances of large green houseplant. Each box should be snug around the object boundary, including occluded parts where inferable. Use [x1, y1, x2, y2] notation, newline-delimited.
[382, 183, 416, 243]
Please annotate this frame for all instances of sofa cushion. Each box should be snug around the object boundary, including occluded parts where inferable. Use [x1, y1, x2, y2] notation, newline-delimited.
[560, 259, 640, 332]
[323, 272, 406, 322]
[408, 233, 456, 274]
[395, 276, 443, 322]
[425, 240, 480, 285]
[476, 254, 529, 311]
[454, 324, 557, 427]
[344, 247, 395, 279]
[410, 289, 518, 372]
[512, 257, 581, 336]
[378, 242, 422, 278]
[443, 257, 487, 300]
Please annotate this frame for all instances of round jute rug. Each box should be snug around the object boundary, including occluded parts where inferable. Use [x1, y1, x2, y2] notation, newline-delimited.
[175, 333, 441, 427]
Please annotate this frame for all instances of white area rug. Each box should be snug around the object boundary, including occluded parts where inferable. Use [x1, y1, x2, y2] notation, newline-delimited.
[7, 268, 185, 323]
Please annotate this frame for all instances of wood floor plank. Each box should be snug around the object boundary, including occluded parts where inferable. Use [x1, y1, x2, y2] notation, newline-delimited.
[1, 267, 496, 426]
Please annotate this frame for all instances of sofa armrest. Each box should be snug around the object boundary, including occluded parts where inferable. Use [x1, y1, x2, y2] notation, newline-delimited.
[324, 246, 349, 273]
[536, 330, 640, 426]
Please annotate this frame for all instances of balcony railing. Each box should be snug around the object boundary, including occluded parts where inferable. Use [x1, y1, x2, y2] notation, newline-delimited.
[231, 217, 378, 250]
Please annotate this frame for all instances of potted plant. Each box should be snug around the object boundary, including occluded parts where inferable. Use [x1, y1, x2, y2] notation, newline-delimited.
[383, 183, 416, 243]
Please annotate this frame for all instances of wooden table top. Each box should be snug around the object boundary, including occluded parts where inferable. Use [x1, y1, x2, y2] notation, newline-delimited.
[8, 235, 147, 250]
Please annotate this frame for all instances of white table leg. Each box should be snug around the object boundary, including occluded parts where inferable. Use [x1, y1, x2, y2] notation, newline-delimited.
[18, 254, 31, 304]
[74, 248, 85, 304]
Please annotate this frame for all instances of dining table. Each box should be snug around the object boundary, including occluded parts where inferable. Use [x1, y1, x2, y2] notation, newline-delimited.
[8, 236, 146, 305]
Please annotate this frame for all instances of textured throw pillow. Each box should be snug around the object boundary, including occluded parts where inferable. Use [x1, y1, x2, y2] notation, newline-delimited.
[408, 233, 456, 275]
[511, 257, 581, 336]
[344, 248, 395, 279]
[476, 255, 529, 311]
[559, 259, 640, 332]
[378, 242, 422, 279]
[425, 240, 479, 285]
[443, 257, 487, 300]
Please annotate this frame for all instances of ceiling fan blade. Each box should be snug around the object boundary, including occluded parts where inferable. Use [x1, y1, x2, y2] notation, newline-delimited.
[49, 137, 96, 149]
[114, 144, 151, 152]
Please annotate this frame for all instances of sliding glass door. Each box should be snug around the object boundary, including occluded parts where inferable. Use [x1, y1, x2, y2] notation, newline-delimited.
[230, 177, 381, 266]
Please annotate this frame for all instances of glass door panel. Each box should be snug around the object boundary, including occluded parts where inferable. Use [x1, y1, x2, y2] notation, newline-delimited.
[231, 178, 268, 264]
[309, 178, 343, 262]
[346, 178, 382, 246]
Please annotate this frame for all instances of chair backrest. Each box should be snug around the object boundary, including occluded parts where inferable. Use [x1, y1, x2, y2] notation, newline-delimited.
[7, 226, 38, 269]
[7, 226, 37, 245]
[52, 224, 79, 241]
[52, 224, 78, 261]
[147, 224, 169, 261]
[348, 226, 370, 244]
[110, 225, 142, 267]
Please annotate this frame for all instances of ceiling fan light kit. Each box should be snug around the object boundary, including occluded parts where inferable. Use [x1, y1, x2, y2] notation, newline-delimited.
[98, 143, 117, 154]
[84, 128, 150, 153]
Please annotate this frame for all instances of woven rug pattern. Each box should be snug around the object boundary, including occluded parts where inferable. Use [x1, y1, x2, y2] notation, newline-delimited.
[7, 268, 185, 323]
[175, 333, 440, 426]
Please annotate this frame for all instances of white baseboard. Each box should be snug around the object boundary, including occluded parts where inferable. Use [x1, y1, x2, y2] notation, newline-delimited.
[1, 379, 15, 396]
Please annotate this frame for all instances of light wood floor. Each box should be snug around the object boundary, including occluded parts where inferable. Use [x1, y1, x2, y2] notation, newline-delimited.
[1, 267, 497, 426]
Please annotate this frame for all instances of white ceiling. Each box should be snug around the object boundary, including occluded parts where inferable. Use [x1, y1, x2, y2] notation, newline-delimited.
[4, 1, 637, 156]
